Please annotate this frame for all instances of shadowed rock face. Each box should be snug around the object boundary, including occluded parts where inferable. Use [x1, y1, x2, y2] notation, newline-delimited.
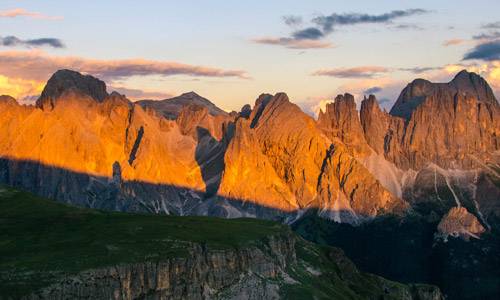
[360, 70, 499, 170]
[36, 69, 108, 108]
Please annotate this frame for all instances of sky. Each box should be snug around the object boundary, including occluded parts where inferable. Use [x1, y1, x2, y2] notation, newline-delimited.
[1, 0, 500, 114]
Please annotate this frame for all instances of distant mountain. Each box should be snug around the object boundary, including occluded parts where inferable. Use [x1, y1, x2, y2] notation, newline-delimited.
[390, 70, 498, 119]
[137, 91, 228, 119]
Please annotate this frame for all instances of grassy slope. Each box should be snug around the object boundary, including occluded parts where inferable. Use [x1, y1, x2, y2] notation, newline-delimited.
[0, 186, 285, 297]
[0, 186, 436, 299]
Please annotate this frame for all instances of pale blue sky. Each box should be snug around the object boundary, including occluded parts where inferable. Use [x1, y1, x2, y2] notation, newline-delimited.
[1, 0, 499, 112]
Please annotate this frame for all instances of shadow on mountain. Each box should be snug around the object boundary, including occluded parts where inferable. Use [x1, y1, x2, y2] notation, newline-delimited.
[0, 157, 301, 220]
[195, 127, 225, 198]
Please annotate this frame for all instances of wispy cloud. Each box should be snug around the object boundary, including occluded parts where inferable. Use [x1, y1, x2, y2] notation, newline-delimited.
[463, 40, 500, 61]
[482, 21, 500, 29]
[253, 37, 333, 49]
[0, 50, 250, 82]
[254, 9, 429, 50]
[473, 31, 500, 41]
[0, 8, 62, 20]
[443, 39, 466, 46]
[312, 9, 429, 33]
[312, 66, 389, 78]
[399, 66, 440, 74]
[0, 36, 64, 48]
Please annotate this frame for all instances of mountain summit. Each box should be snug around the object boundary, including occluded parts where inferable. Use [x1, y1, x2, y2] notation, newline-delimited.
[36, 69, 109, 108]
[138, 91, 228, 119]
[390, 70, 498, 119]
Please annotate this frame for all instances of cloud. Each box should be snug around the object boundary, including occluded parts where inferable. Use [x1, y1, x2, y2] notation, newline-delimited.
[312, 9, 429, 33]
[283, 15, 302, 27]
[363, 86, 383, 94]
[0, 36, 64, 48]
[291, 27, 324, 40]
[254, 9, 429, 50]
[0, 8, 62, 20]
[399, 66, 439, 74]
[312, 66, 389, 78]
[473, 31, 500, 41]
[109, 86, 173, 101]
[252, 37, 333, 49]
[390, 24, 424, 31]
[443, 39, 466, 46]
[0, 50, 250, 82]
[0, 74, 44, 100]
[482, 21, 500, 29]
[463, 40, 500, 61]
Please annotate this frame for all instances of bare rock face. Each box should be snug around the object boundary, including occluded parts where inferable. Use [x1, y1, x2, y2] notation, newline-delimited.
[36, 69, 108, 108]
[137, 91, 228, 120]
[317, 93, 372, 156]
[437, 206, 486, 241]
[218, 118, 299, 216]
[246, 93, 406, 222]
[360, 70, 500, 170]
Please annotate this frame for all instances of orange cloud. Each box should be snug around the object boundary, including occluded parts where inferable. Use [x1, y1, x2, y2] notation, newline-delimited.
[253, 37, 333, 49]
[443, 39, 466, 47]
[0, 8, 62, 20]
[0, 75, 44, 100]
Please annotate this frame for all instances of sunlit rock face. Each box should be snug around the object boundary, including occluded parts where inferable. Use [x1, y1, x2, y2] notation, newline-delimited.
[317, 93, 372, 157]
[437, 206, 486, 241]
[0, 69, 498, 228]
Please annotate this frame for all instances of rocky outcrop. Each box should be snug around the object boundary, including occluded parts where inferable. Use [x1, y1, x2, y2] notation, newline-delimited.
[26, 234, 296, 300]
[36, 69, 108, 108]
[138, 91, 228, 120]
[437, 206, 486, 241]
[20, 230, 442, 300]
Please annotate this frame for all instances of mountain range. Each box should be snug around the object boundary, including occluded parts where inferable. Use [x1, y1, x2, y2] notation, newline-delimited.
[0, 68, 499, 299]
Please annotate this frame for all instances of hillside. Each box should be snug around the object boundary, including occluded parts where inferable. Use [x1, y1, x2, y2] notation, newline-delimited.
[0, 186, 441, 299]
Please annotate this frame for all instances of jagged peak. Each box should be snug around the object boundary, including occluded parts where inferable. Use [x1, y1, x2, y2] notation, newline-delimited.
[360, 94, 381, 110]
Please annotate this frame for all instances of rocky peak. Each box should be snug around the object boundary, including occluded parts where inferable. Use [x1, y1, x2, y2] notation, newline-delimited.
[391, 70, 498, 119]
[36, 69, 108, 108]
[317, 93, 371, 156]
[359, 95, 393, 155]
[449, 70, 498, 104]
[239, 104, 252, 119]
